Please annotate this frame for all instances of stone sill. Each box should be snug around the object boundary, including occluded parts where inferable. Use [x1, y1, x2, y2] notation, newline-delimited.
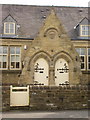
[82, 71, 90, 74]
[1, 70, 22, 73]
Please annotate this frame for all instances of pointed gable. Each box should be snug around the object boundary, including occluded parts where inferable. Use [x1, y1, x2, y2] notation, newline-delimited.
[3, 14, 17, 23]
[75, 17, 90, 28]
[38, 9, 66, 38]
[32, 9, 73, 50]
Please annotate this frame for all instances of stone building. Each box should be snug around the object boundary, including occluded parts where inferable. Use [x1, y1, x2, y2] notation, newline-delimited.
[0, 4, 89, 86]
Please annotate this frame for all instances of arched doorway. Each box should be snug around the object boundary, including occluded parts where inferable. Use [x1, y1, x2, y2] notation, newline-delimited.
[34, 58, 49, 85]
[55, 58, 69, 85]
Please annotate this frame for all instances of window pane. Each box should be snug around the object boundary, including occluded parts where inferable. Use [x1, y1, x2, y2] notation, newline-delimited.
[88, 26, 90, 30]
[10, 23, 15, 33]
[2, 55, 7, 62]
[10, 23, 14, 29]
[11, 55, 15, 62]
[0, 62, 1, 68]
[0, 46, 3, 54]
[10, 28, 14, 33]
[0, 55, 2, 62]
[5, 23, 9, 33]
[88, 63, 90, 69]
[81, 63, 84, 69]
[85, 31, 88, 35]
[5, 29, 9, 33]
[82, 26, 85, 30]
[88, 48, 90, 55]
[11, 62, 15, 68]
[89, 31, 90, 35]
[88, 56, 90, 62]
[16, 55, 20, 62]
[3, 46, 7, 54]
[16, 62, 20, 68]
[5, 23, 9, 29]
[82, 31, 85, 35]
[16, 47, 20, 54]
[81, 48, 85, 55]
[10, 47, 15, 54]
[82, 26, 89, 31]
[81, 56, 84, 62]
[3, 62, 7, 68]
[85, 26, 88, 31]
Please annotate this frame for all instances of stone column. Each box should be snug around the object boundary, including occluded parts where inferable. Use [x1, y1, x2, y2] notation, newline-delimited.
[49, 67, 55, 85]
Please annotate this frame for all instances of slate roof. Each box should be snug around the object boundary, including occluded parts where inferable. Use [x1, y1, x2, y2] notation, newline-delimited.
[0, 4, 88, 39]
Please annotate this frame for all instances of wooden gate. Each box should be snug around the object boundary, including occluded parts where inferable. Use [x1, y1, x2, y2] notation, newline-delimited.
[10, 85, 29, 106]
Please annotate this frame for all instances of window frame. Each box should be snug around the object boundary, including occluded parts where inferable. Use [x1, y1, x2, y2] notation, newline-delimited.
[0, 46, 21, 70]
[80, 25, 90, 37]
[0, 46, 8, 70]
[80, 55, 86, 70]
[10, 46, 21, 70]
[87, 48, 90, 71]
[76, 47, 90, 71]
[4, 22, 16, 35]
[76, 48, 86, 71]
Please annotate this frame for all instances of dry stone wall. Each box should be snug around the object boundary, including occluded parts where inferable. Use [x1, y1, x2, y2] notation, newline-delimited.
[1, 85, 88, 111]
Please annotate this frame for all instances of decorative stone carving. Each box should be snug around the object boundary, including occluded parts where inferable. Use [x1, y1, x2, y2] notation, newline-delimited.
[44, 28, 58, 39]
[48, 30, 56, 39]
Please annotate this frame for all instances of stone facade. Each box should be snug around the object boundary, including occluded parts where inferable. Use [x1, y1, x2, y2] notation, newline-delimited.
[20, 10, 81, 85]
[0, 5, 89, 111]
[0, 5, 89, 86]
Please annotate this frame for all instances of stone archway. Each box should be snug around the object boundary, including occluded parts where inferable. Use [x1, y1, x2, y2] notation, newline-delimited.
[29, 51, 51, 85]
[53, 51, 74, 85]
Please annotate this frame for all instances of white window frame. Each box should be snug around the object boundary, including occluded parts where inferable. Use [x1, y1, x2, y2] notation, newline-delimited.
[4, 22, 15, 35]
[76, 48, 86, 70]
[10, 46, 21, 70]
[0, 46, 8, 70]
[80, 25, 90, 37]
[80, 55, 86, 70]
[87, 48, 90, 71]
